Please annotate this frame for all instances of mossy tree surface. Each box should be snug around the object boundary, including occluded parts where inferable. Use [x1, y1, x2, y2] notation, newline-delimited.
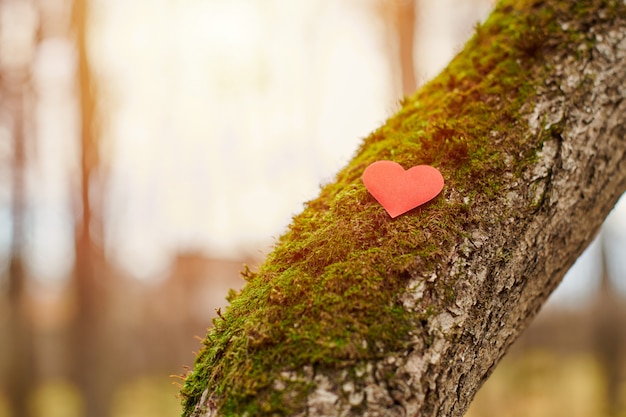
[181, 1, 626, 416]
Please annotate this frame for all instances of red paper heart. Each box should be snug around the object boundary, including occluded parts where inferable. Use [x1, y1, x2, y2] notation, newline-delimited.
[362, 161, 444, 218]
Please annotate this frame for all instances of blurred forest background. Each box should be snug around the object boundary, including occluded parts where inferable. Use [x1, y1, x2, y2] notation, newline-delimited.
[0, 0, 624, 416]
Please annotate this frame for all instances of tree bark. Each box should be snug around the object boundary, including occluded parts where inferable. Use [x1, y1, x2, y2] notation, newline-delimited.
[181, 0, 626, 416]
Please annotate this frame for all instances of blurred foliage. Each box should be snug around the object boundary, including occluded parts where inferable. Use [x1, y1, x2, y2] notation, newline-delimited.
[0, 376, 180, 417]
[30, 381, 83, 417]
[110, 376, 181, 417]
[467, 349, 625, 417]
[0, 392, 8, 417]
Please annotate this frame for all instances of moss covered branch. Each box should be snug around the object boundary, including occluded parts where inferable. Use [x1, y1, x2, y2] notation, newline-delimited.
[181, 0, 626, 416]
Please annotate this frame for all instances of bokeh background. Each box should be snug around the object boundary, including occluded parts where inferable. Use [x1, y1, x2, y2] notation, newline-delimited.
[0, 0, 624, 416]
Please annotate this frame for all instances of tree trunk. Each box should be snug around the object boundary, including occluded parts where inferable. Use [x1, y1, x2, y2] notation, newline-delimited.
[396, 0, 416, 95]
[181, 0, 626, 416]
[70, 0, 109, 416]
[1, 1, 38, 415]
[5, 86, 36, 417]
[592, 235, 623, 417]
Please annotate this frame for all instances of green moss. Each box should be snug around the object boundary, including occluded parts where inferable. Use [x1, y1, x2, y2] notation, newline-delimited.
[178, 0, 604, 415]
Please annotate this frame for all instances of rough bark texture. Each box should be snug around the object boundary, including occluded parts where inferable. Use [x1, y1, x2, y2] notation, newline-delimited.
[181, 1, 626, 416]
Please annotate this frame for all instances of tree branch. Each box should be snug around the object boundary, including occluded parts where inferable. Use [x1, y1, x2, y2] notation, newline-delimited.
[181, 1, 626, 416]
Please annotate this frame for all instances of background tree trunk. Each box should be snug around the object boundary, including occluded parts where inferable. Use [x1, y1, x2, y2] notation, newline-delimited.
[379, 0, 418, 97]
[4, 52, 36, 417]
[181, 0, 626, 416]
[69, 0, 110, 416]
[1, 1, 39, 415]
[592, 235, 623, 417]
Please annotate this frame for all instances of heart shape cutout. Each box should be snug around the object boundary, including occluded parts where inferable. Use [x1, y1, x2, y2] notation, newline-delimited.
[362, 161, 444, 218]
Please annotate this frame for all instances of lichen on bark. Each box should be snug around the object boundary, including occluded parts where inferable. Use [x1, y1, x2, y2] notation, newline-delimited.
[180, 0, 626, 416]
